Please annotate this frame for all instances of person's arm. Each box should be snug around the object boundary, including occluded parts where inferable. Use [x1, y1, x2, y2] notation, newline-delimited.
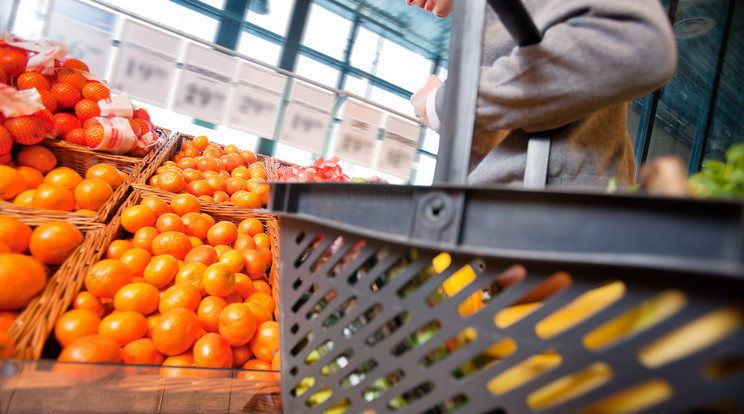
[437, 0, 677, 134]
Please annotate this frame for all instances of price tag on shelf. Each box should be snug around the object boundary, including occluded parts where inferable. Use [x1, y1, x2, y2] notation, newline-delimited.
[279, 81, 334, 153]
[45, 0, 116, 77]
[172, 44, 238, 125]
[110, 21, 181, 106]
[375, 115, 420, 179]
[227, 62, 287, 138]
[332, 99, 383, 168]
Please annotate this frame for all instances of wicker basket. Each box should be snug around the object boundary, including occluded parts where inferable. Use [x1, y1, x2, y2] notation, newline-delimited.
[0, 128, 175, 224]
[133, 132, 280, 212]
[2, 213, 106, 360]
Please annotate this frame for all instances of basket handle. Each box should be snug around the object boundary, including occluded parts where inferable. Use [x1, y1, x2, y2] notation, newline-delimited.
[434, 0, 549, 188]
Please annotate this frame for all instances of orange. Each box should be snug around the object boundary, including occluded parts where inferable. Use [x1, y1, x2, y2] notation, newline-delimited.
[143, 254, 179, 288]
[202, 170, 218, 179]
[16, 166, 44, 189]
[186, 179, 213, 197]
[16, 145, 56, 174]
[225, 177, 246, 195]
[118, 247, 152, 278]
[182, 168, 203, 183]
[84, 259, 133, 298]
[182, 146, 200, 159]
[193, 332, 233, 368]
[121, 337, 164, 365]
[188, 236, 203, 248]
[114, 282, 160, 314]
[246, 292, 275, 314]
[140, 195, 171, 217]
[155, 212, 185, 233]
[233, 235, 256, 252]
[223, 291, 243, 305]
[196, 295, 227, 333]
[201, 213, 216, 227]
[252, 280, 272, 298]
[198, 195, 214, 202]
[271, 351, 280, 373]
[158, 283, 201, 313]
[219, 250, 246, 273]
[13, 189, 35, 207]
[152, 307, 202, 356]
[74, 178, 113, 210]
[196, 156, 221, 172]
[243, 249, 268, 279]
[170, 193, 201, 216]
[232, 191, 262, 208]
[238, 358, 274, 381]
[145, 313, 160, 339]
[257, 246, 272, 268]
[176, 157, 196, 170]
[62, 58, 89, 71]
[56, 68, 88, 90]
[85, 164, 124, 189]
[54, 309, 101, 347]
[72, 291, 105, 317]
[0, 254, 46, 310]
[184, 245, 218, 266]
[175, 262, 208, 296]
[249, 321, 279, 364]
[81, 81, 110, 101]
[0, 165, 26, 200]
[239, 150, 257, 164]
[31, 183, 74, 211]
[106, 239, 134, 260]
[218, 303, 256, 346]
[0, 311, 19, 331]
[157, 169, 186, 193]
[238, 218, 263, 237]
[220, 154, 240, 172]
[58, 334, 122, 363]
[0, 217, 32, 253]
[98, 310, 148, 345]
[192, 135, 210, 151]
[160, 352, 195, 377]
[212, 190, 229, 203]
[121, 205, 157, 233]
[151, 231, 191, 260]
[181, 212, 210, 240]
[202, 263, 235, 297]
[234, 273, 255, 300]
[132, 226, 159, 254]
[16, 71, 50, 91]
[0, 330, 13, 358]
[44, 166, 83, 192]
[232, 344, 253, 368]
[253, 233, 271, 250]
[29, 221, 84, 265]
[244, 301, 273, 326]
[202, 147, 223, 159]
[207, 221, 238, 246]
[223, 144, 238, 154]
[231, 166, 251, 180]
[253, 184, 270, 205]
[206, 176, 226, 193]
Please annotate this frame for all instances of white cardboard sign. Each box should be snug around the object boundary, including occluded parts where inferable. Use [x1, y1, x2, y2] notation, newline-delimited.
[332, 99, 383, 168]
[227, 62, 287, 138]
[278, 81, 334, 153]
[375, 115, 420, 178]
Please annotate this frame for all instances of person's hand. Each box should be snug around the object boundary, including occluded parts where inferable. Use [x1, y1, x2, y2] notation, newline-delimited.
[410, 74, 443, 128]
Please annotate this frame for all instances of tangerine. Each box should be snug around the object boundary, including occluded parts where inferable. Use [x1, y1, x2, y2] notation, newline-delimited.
[0, 254, 46, 310]
[186, 179, 213, 197]
[157, 169, 186, 193]
[193, 332, 233, 369]
[86, 164, 124, 189]
[196, 295, 227, 333]
[175, 262, 207, 296]
[29, 221, 84, 265]
[16, 145, 56, 174]
[118, 247, 152, 278]
[84, 259, 133, 298]
[0, 166, 26, 200]
[158, 283, 201, 313]
[155, 212, 185, 233]
[72, 291, 105, 317]
[244, 301, 273, 326]
[98, 310, 147, 346]
[238, 218, 263, 237]
[246, 292, 275, 314]
[192, 136, 209, 151]
[0, 217, 32, 253]
[121, 205, 157, 233]
[249, 321, 279, 364]
[207, 221, 238, 246]
[58, 334, 122, 364]
[151, 231, 191, 260]
[132, 226, 159, 254]
[234, 273, 255, 300]
[16, 166, 44, 189]
[233, 235, 256, 252]
[243, 249, 268, 279]
[142, 254, 179, 288]
[121, 337, 164, 365]
[170, 193, 201, 216]
[106, 239, 134, 260]
[202, 263, 235, 297]
[152, 308, 201, 356]
[54, 309, 101, 347]
[238, 359, 273, 382]
[0, 330, 13, 358]
[31, 183, 74, 211]
[160, 352, 195, 377]
[140, 195, 172, 217]
[74, 178, 113, 210]
[113, 282, 160, 315]
[232, 344, 253, 368]
[13, 189, 35, 207]
[181, 212, 210, 240]
[44, 166, 83, 192]
[218, 303, 256, 346]
[219, 250, 246, 273]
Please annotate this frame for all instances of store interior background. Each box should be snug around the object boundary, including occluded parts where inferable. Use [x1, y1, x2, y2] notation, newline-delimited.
[1, 0, 741, 185]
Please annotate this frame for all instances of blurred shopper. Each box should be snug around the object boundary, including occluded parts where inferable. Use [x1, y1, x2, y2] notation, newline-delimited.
[405, 0, 677, 190]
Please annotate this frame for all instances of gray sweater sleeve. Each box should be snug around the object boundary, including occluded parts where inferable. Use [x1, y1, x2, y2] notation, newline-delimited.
[436, 0, 677, 134]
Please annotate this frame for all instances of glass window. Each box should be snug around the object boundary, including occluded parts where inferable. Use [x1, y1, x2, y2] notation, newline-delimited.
[245, 0, 295, 37]
[413, 153, 436, 185]
[275, 142, 317, 165]
[350, 27, 380, 73]
[238, 32, 282, 66]
[200, 0, 226, 9]
[302, 4, 352, 61]
[376, 38, 432, 91]
[369, 86, 413, 118]
[120, 0, 219, 42]
[343, 75, 369, 98]
[295, 54, 339, 88]
[420, 128, 439, 155]
[9, 0, 46, 40]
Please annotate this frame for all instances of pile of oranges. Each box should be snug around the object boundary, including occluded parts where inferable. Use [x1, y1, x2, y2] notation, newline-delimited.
[54, 192, 279, 379]
[0, 144, 127, 215]
[148, 135, 270, 209]
[0, 215, 86, 358]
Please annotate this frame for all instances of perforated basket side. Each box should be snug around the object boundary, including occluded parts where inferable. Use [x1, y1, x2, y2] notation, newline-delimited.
[278, 216, 744, 414]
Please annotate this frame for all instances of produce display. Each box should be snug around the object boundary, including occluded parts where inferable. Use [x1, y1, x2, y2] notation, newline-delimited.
[146, 135, 271, 208]
[277, 156, 353, 183]
[52, 192, 279, 379]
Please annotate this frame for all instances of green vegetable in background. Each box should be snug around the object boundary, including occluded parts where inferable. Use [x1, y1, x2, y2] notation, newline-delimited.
[689, 143, 744, 199]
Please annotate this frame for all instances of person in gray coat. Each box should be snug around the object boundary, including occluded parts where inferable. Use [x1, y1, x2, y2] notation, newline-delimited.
[406, 0, 678, 190]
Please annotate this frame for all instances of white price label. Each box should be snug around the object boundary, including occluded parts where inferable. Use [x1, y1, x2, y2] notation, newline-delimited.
[112, 21, 180, 106]
[172, 44, 238, 124]
[375, 116, 420, 178]
[332, 100, 383, 167]
[227, 62, 287, 137]
[46, 0, 116, 77]
[279, 81, 334, 153]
